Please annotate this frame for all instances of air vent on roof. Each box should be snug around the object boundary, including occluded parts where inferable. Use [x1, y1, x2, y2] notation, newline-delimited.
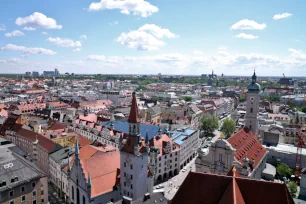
[4, 163, 13, 169]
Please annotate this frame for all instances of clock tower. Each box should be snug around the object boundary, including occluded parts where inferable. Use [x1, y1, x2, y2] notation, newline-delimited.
[245, 71, 261, 136]
[119, 92, 153, 200]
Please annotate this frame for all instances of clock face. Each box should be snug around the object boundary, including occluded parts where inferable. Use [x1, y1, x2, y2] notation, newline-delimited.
[250, 97, 254, 102]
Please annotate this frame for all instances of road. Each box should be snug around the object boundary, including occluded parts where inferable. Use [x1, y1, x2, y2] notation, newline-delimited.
[48, 183, 65, 204]
[154, 157, 196, 200]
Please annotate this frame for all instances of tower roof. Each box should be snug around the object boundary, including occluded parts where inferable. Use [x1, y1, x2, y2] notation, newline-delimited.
[128, 92, 140, 123]
[247, 71, 261, 92]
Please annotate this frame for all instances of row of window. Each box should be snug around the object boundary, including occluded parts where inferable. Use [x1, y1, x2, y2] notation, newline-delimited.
[9, 199, 43, 204]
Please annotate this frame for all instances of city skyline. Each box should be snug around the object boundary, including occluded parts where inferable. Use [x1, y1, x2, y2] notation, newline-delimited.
[1, 0, 306, 76]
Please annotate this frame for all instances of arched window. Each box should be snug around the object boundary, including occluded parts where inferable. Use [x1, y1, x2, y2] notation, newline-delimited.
[83, 196, 86, 204]
[71, 186, 74, 200]
[250, 108, 253, 113]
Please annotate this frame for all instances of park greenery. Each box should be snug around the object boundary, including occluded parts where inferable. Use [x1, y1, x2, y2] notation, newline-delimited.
[199, 115, 219, 138]
[220, 118, 236, 138]
[276, 163, 293, 179]
[183, 96, 192, 102]
[288, 182, 298, 198]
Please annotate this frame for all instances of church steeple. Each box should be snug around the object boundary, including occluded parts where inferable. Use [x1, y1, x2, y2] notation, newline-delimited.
[128, 92, 140, 136]
[75, 136, 80, 157]
[252, 70, 257, 83]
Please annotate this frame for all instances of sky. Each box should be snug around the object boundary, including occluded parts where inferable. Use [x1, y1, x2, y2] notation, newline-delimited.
[0, 0, 306, 76]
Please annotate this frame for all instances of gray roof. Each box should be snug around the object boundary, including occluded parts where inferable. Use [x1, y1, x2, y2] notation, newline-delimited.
[0, 144, 45, 192]
[50, 146, 75, 164]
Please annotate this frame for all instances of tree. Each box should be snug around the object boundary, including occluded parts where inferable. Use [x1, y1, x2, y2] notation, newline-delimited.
[276, 163, 293, 179]
[199, 115, 219, 138]
[301, 106, 306, 113]
[183, 96, 192, 102]
[221, 118, 236, 138]
[288, 182, 298, 198]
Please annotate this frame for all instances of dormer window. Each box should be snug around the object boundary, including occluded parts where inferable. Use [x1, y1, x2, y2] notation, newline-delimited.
[0, 181, 6, 187]
[11, 176, 18, 183]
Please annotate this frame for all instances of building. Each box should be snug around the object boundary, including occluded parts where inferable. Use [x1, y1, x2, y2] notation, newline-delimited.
[245, 71, 261, 136]
[6, 127, 62, 175]
[43, 71, 55, 76]
[169, 128, 199, 170]
[196, 128, 268, 180]
[67, 142, 121, 204]
[25, 71, 31, 76]
[32, 71, 39, 76]
[171, 171, 294, 204]
[0, 143, 49, 204]
[119, 92, 155, 201]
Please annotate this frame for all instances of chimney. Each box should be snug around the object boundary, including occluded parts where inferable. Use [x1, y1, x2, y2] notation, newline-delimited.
[122, 196, 132, 204]
[143, 193, 151, 201]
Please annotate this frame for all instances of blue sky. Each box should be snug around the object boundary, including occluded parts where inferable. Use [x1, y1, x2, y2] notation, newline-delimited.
[0, 0, 306, 76]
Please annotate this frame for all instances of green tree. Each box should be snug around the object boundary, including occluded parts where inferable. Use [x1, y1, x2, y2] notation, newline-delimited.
[301, 106, 306, 113]
[183, 96, 192, 102]
[288, 182, 298, 198]
[221, 118, 236, 138]
[276, 163, 293, 179]
[199, 115, 219, 138]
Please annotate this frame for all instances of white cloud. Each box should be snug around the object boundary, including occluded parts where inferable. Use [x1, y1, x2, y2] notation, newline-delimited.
[193, 50, 204, 55]
[41, 32, 48, 35]
[15, 12, 62, 29]
[116, 24, 178, 51]
[109, 21, 118, 25]
[273, 13, 292, 20]
[23, 26, 36, 31]
[80, 35, 87, 40]
[73, 48, 81, 52]
[88, 0, 158, 17]
[231, 19, 266, 30]
[235, 33, 258, 39]
[0, 24, 5, 31]
[4, 30, 25, 37]
[1, 44, 56, 55]
[87, 55, 106, 61]
[47, 37, 82, 47]
[288, 48, 306, 60]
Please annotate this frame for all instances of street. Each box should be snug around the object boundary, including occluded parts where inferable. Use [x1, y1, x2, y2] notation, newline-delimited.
[48, 183, 65, 204]
[154, 157, 196, 200]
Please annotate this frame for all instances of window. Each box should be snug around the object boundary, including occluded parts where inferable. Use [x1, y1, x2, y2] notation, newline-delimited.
[32, 190, 36, 197]
[159, 170, 161, 173]
[32, 181, 36, 188]
[0, 181, 6, 187]
[72, 186, 74, 200]
[159, 163, 161, 167]
[124, 162, 126, 167]
[41, 199, 44, 203]
[21, 195, 26, 202]
[250, 108, 253, 113]
[124, 172, 126, 177]
[130, 164, 133, 170]
[165, 155, 167, 159]
[83, 196, 86, 204]
[124, 182, 126, 187]
[130, 175, 133, 180]
[41, 190, 44, 195]
[170, 154, 172, 157]
[9, 190, 14, 197]
[131, 184, 133, 189]
[9, 200, 14, 204]
[159, 157, 161, 161]
[32, 200, 36, 204]
[219, 154, 222, 162]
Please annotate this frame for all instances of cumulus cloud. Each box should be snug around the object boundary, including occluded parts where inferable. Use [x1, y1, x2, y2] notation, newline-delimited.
[273, 13, 292, 20]
[288, 48, 306, 60]
[88, 0, 158, 17]
[73, 48, 81, 52]
[41, 32, 48, 35]
[87, 55, 106, 61]
[4, 30, 25, 37]
[47, 37, 82, 47]
[15, 12, 62, 29]
[1, 44, 56, 55]
[193, 50, 204, 55]
[116, 24, 178, 51]
[0, 24, 5, 31]
[23, 27, 36, 31]
[235, 33, 258, 39]
[231, 19, 266, 30]
[80, 35, 87, 40]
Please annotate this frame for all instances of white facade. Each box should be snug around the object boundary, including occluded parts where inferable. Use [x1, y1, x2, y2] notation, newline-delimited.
[245, 91, 260, 136]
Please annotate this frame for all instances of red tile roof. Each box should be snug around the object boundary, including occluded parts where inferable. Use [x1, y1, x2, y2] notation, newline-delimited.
[149, 134, 179, 156]
[128, 92, 140, 123]
[121, 136, 146, 155]
[227, 128, 267, 169]
[79, 114, 98, 123]
[171, 172, 294, 204]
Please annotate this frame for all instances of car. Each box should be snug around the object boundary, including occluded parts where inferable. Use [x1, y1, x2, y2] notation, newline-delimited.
[156, 185, 164, 189]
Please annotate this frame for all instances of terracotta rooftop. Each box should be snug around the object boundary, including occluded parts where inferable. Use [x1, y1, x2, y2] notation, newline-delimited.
[149, 134, 179, 156]
[227, 128, 267, 169]
[171, 172, 294, 204]
[79, 114, 98, 123]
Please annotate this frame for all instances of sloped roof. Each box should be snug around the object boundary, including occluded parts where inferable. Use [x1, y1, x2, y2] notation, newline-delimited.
[128, 92, 140, 123]
[171, 172, 294, 204]
[227, 128, 267, 169]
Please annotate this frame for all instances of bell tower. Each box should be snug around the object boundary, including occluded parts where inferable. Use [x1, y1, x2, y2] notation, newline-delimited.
[128, 92, 140, 136]
[245, 71, 261, 136]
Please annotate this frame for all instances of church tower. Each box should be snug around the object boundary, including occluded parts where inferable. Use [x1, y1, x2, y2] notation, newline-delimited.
[245, 71, 261, 136]
[119, 92, 152, 200]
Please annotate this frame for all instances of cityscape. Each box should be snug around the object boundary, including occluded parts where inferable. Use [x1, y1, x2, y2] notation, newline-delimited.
[1, 0, 306, 204]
